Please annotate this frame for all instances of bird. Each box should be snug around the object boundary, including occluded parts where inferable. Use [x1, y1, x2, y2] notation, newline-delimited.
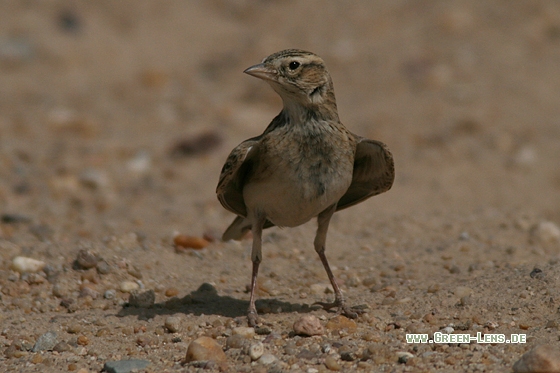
[216, 49, 394, 327]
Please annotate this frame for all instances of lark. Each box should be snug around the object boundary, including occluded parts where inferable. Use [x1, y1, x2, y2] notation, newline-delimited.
[217, 49, 394, 326]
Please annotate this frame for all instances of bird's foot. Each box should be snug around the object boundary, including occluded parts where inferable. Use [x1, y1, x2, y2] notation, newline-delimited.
[247, 309, 259, 327]
[313, 300, 367, 319]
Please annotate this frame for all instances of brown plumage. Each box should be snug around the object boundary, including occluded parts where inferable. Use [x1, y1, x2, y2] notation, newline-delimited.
[217, 49, 394, 326]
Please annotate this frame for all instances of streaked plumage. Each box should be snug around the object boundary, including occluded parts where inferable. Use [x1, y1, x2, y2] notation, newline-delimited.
[217, 49, 394, 326]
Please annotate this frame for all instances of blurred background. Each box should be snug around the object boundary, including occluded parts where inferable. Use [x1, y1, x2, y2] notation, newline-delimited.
[1, 0, 559, 240]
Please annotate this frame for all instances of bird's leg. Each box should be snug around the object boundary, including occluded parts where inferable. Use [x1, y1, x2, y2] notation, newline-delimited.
[313, 204, 363, 319]
[248, 214, 265, 327]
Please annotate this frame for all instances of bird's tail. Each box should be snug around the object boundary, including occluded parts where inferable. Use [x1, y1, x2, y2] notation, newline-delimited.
[222, 216, 252, 241]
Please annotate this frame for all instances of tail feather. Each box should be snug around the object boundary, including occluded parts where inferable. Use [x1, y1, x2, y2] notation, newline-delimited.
[222, 216, 252, 241]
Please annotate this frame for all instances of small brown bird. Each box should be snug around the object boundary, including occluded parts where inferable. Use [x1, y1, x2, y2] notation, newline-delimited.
[217, 49, 394, 326]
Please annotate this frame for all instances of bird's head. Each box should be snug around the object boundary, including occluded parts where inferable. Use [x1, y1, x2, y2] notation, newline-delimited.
[244, 49, 337, 113]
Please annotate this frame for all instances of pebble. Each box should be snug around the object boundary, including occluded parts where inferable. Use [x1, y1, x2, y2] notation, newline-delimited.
[67, 324, 82, 334]
[249, 342, 264, 361]
[258, 353, 278, 365]
[75, 249, 99, 269]
[233, 326, 255, 339]
[531, 221, 560, 245]
[79, 169, 110, 190]
[454, 286, 473, 298]
[12, 256, 46, 273]
[32, 331, 58, 352]
[128, 289, 155, 308]
[96, 260, 111, 275]
[185, 336, 227, 363]
[119, 281, 140, 293]
[53, 341, 72, 352]
[513, 345, 560, 373]
[324, 355, 341, 371]
[169, 131, 223, 158]
[165, 287, 179, 297]
[102, 359, 150, 373]
[397, 351, 414, 364]
[174, 234, 210, 250]
[226, 334, 247, 349]
[77, 335, 89, 346]
[441, 326, 454, 334]
[325, 315, 357, 332]
[310, 283, 334, 295]
[104, 289, 116, 299]
[164, 316, 181, 333]
[293, 315, 325, 336]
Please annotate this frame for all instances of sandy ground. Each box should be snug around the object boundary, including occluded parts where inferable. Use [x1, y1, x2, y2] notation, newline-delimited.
[1, 1, 560, 372]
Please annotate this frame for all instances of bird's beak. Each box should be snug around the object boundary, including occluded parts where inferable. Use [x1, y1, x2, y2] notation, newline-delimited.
[243, 63, 277, 81]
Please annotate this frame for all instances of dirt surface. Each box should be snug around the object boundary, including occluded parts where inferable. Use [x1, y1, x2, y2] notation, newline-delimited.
[1, 1, 560, 372]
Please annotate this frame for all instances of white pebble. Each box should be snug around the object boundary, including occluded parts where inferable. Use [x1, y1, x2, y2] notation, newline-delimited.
[310, 283, 334, 295]
[119, 281, 140, 293]
[441, 326, 454, 334]
[258, 353, 278, 365]
[233, 326, 255, 339]
[12, 256, 46, 273]
[532, 221, 560, 245]
[249, 342, 264, 361]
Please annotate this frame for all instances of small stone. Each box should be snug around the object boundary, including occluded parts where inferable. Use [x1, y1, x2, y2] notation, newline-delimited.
[128, 290, 155, 308]
[324, 355, 341, 371]
[427, 283, 440, 293]
[164, 316, 181, 333]
[169, 131, 222, 158]
[12, 256, 45, 273]
[102, 359, 150, 373]
[174, 234, 210, 250]
[119, 281, 140, 293]
[513, 345, 560, 373]
[232, 326, 255, 339]
[32, 331, 58, 352]
[79, 169, 109, 190]
[257, 353, 278, 365]
[31, 353, 43, 364]
[340, 350, 357, 361]
[397, 351, 414, 364]
[310, 283, 334, 295]
[53, 341, 72, 352]
[454, 286, 473, 298]
[293, 315, 325, 336]
[67, 324, 82, 334]
[185, 336, 227, 363]
[79, 284, 100, 299]
[77, 335, 88, 346]
[104, 289, 116, 299]
[96, 260, 111, 275]
[75, 249, 99, 269]
[52, 284, 66, 298]
[325, 315, 357, 332]
[531, 221, 560, 245]
[165, 287, 179, 297]
[249, 342, 264, 361]
[530, 267, 545, 280]
[441, 326, 454, 334]
[226, 334, 248, 349]
[127, 265, 143, 279]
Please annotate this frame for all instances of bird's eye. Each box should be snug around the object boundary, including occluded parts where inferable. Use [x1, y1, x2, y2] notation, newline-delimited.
[288, 61, 300, 70]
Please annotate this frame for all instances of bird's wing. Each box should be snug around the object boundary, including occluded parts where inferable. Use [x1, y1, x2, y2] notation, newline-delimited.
[336, 136, 395, 211]
[216, 137, 260, 218]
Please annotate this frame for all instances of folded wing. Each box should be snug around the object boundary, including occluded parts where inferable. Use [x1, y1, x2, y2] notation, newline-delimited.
[336, 136, 395, 211]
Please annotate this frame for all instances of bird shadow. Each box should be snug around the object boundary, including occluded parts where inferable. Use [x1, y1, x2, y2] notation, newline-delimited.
[117, 282, 315, 320]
